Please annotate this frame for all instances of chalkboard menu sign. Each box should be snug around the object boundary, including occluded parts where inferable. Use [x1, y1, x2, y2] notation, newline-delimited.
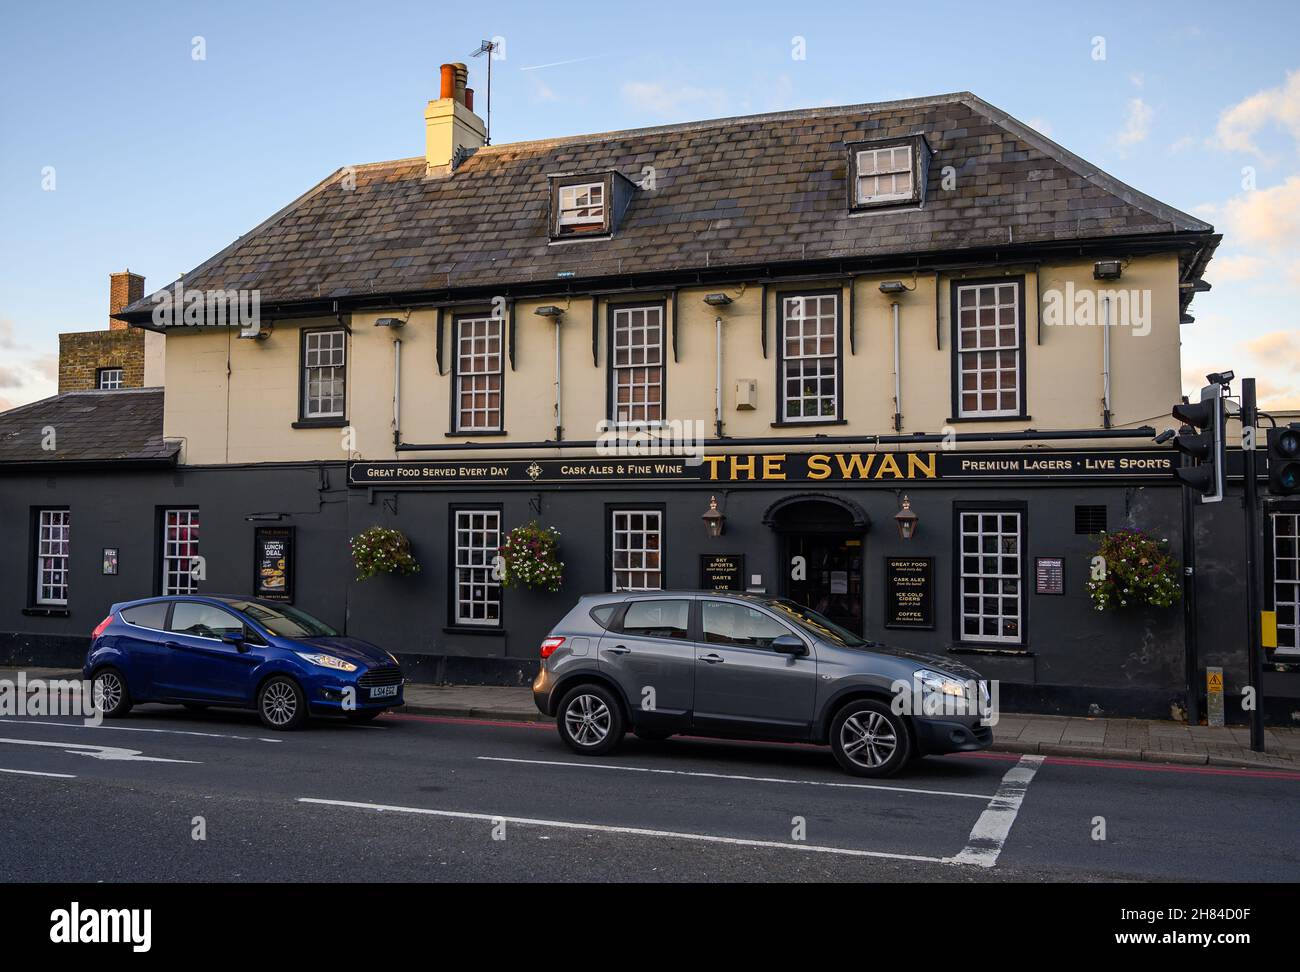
[254, 527, 294, 602]
[884, 557, 934, 629]
[699, 554, 745, 591]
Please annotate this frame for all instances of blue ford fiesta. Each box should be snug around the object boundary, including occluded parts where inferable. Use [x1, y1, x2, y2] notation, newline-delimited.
[83, 596, 404, 730]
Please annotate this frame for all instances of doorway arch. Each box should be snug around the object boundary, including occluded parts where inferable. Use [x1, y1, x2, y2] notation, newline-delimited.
[763, 494, 870, 634]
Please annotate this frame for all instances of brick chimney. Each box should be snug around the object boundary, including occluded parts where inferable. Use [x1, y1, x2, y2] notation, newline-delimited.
[109, 270, 145, 331]
[425, 62, 486, 175]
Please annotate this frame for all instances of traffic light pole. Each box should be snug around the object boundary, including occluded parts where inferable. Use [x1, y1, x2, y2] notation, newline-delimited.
[1242, 379, 1265, 752]
[1180, 483, 1200, 726]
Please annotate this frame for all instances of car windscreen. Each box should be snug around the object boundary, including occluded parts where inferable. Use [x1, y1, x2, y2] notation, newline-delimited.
[230, 601, 339, 638]
[766, 599, 867, 648]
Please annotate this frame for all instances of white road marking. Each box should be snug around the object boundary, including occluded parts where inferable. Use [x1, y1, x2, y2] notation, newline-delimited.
[0, 737, 199, 764]
[0, 717, 281, 744]
[477, 755, 994, 800]
[297, 797, 954, 863]
[0, 767, 77, 779]
[946, 754, 1043, 868]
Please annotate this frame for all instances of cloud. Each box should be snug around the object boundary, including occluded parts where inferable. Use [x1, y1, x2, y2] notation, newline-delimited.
[621, 81, 729, 118]
[1117, 98, 1153, 152]
[0, 315, 19, 350]
[0, 366, 24, 389]
[1211, 253, 1269, 281]
[1186, 330, 1300, 411]
[1220, 175, 1300, 250]
[1213, 69, 1300, 155]
[1243, 330, 1300, 372]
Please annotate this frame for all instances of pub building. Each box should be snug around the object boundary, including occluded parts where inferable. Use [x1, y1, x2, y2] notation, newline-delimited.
[3, 65, 1298, 723]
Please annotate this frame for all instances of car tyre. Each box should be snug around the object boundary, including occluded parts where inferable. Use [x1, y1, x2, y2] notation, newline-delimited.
[345, 709, 384, 723]
[257, 675, 307, 731]
[829, 699, 911, 778]
[92, 667, 132, 719]
[557, 684, 624, 756]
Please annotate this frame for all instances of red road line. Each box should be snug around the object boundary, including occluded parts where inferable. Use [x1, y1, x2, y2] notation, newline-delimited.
[383, 712, 1300, 782]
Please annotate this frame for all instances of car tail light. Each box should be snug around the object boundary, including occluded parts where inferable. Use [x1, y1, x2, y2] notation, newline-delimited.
[540, 636, 565, 659]
[91, 614, 114, 640]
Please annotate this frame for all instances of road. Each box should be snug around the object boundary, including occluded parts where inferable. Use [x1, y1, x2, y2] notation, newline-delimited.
[0, 705, 1296, 882]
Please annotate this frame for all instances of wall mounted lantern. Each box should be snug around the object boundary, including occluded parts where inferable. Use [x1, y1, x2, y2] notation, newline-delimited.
[702, 494, 726, 538]
[894, 494, 919, 540]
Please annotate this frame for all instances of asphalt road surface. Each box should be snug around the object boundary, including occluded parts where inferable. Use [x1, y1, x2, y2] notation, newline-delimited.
[1, 705, 1296, 882]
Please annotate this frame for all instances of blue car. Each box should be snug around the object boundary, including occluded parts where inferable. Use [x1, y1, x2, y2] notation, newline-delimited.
[84, 595, 405, 730]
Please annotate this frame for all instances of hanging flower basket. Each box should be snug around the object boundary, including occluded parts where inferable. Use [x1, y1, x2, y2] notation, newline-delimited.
[1085, 528, 1180, 611]
[349, 526, 421, 581]
[500, 521, 564, 592]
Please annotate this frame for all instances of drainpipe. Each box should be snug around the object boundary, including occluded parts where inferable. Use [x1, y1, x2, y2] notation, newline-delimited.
[891, 301, 903, 433]
[392, 336, 402, 447]
[715, 314, 724, 438]
[554, 317, 563, 441]
[1102, 294, 1112, 428]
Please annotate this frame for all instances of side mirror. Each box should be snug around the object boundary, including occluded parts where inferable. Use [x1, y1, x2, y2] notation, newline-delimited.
[220, 633, 248, 652]
[771, 635, 807, 656]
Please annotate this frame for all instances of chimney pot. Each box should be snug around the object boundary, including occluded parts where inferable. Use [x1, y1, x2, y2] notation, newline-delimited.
[439, 63, 456, 100]
[464, 87, 474, 111]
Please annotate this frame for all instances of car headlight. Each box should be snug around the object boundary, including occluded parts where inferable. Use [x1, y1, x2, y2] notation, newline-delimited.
[915, 668, 970, 698]
[294, 652, 358, 673]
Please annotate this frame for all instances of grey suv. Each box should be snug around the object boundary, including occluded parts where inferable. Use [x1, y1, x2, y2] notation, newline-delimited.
[532, 591, 992, 778]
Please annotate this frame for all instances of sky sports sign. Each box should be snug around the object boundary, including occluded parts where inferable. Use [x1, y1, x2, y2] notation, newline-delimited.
[349, 450, 1178, 488]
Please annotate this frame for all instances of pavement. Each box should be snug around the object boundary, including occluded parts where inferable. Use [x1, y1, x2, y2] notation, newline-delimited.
[1, 699, 1298, 882]
[7, 667, 1300, 770]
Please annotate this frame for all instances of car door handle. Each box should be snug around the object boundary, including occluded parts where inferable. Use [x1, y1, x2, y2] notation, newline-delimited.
[606, 645, 631, 655]
[699, 653, 725, 664]
[163, 641, 184, 650]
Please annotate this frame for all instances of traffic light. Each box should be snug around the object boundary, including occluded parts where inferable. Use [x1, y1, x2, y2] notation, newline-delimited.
[1171, 383, 1224, 503]
[1267, 424, 1300, 495]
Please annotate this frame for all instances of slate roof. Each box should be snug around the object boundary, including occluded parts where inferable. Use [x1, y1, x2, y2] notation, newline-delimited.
[0, 389, 177, 466]
[120, 92, 1215, 319]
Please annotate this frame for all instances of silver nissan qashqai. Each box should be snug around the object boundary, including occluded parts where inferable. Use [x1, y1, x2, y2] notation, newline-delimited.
[532, 590, 993, 778]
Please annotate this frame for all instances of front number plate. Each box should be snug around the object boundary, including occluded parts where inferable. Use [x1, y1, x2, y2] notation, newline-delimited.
[369, 684, 399, 699]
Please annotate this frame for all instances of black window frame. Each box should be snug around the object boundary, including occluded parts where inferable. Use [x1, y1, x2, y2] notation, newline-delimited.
[605, 299, 668, 426]
[846, 135, 930, 212]
[293, 325, 349, 428]
[774, 287, 846, 427]
[449, 311, 507, 436]
[951, 500, 1029, 651]
[948, 275, 1029, 423]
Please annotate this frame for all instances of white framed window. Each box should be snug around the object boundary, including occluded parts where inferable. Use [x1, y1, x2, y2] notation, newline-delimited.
[955, 282, 1022, 418]
[611, 510, 662, 592]
[455, 316, 504, 432]
[35, 509, 70, 606]
[302, 328, 346, 419]
[97, 368, 124, 390]
[855, 145, 913, 204]
[611, 305, 664, 424]
[162, 508, 200, 596]
[1274, 512, 1299, 654]
[780, 294, 839, 422]
[454, 509, 501, 626]
[958, 511, 1023, 645]
[557, 182, 605, 228]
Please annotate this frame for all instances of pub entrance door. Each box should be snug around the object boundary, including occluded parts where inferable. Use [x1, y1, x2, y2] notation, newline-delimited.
[766, 496, 868, 635]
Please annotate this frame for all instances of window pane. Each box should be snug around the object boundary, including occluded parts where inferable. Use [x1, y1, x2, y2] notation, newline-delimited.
[701, 601, 794, 649]
[620, 599, 690, 639]
[454, 509, 502, 625]
[957, 510, 1022, 645]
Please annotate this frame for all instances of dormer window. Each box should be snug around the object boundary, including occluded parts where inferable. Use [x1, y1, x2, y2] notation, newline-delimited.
[846, 135, 929, 211]
[558, 182, 605, 230]
[548, 171, 637, 240]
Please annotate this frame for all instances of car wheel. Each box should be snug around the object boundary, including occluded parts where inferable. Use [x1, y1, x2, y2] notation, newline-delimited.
[92, 667, 132, 719]
[257, 676, 307, 731]
[345, 709, 384, 723]
[557, 684, 624, 756]
[830, 699, 911, 778]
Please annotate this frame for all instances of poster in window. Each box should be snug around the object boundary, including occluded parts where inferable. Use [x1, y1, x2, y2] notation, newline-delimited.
[102, 548, 118, 576]
[884, 557, 935, 629]
[253, 527, 294, 602]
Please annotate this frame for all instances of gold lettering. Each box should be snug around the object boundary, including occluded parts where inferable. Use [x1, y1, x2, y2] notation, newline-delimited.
[875, 454, 904, 479]
[835, 453, 876, 479]
[701, 455, 726, 480]
[729, 455, 757, 480]
[906, 452, 937, 479]
[762, 454, 787, 480]
[806, 454, 832, 480]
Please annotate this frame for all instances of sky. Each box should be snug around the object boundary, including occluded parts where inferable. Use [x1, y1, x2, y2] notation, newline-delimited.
[1, 0, 1298, 412]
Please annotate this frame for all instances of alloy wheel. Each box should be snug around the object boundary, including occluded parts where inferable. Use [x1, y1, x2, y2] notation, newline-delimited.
[262, 681, 299, 727]
[839, 710, 898, 768]
[93, 672, 122, 713]
[564, 693, 611, 746]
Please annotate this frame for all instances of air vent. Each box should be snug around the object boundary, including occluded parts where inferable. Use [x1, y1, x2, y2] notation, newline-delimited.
[1074, 505, 1108, 535]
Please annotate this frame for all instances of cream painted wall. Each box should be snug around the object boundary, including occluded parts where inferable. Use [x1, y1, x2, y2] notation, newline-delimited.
[161, 253, 1185, 465]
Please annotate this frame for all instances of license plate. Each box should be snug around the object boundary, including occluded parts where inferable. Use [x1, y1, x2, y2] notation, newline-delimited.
[369, 684, 399, 699]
